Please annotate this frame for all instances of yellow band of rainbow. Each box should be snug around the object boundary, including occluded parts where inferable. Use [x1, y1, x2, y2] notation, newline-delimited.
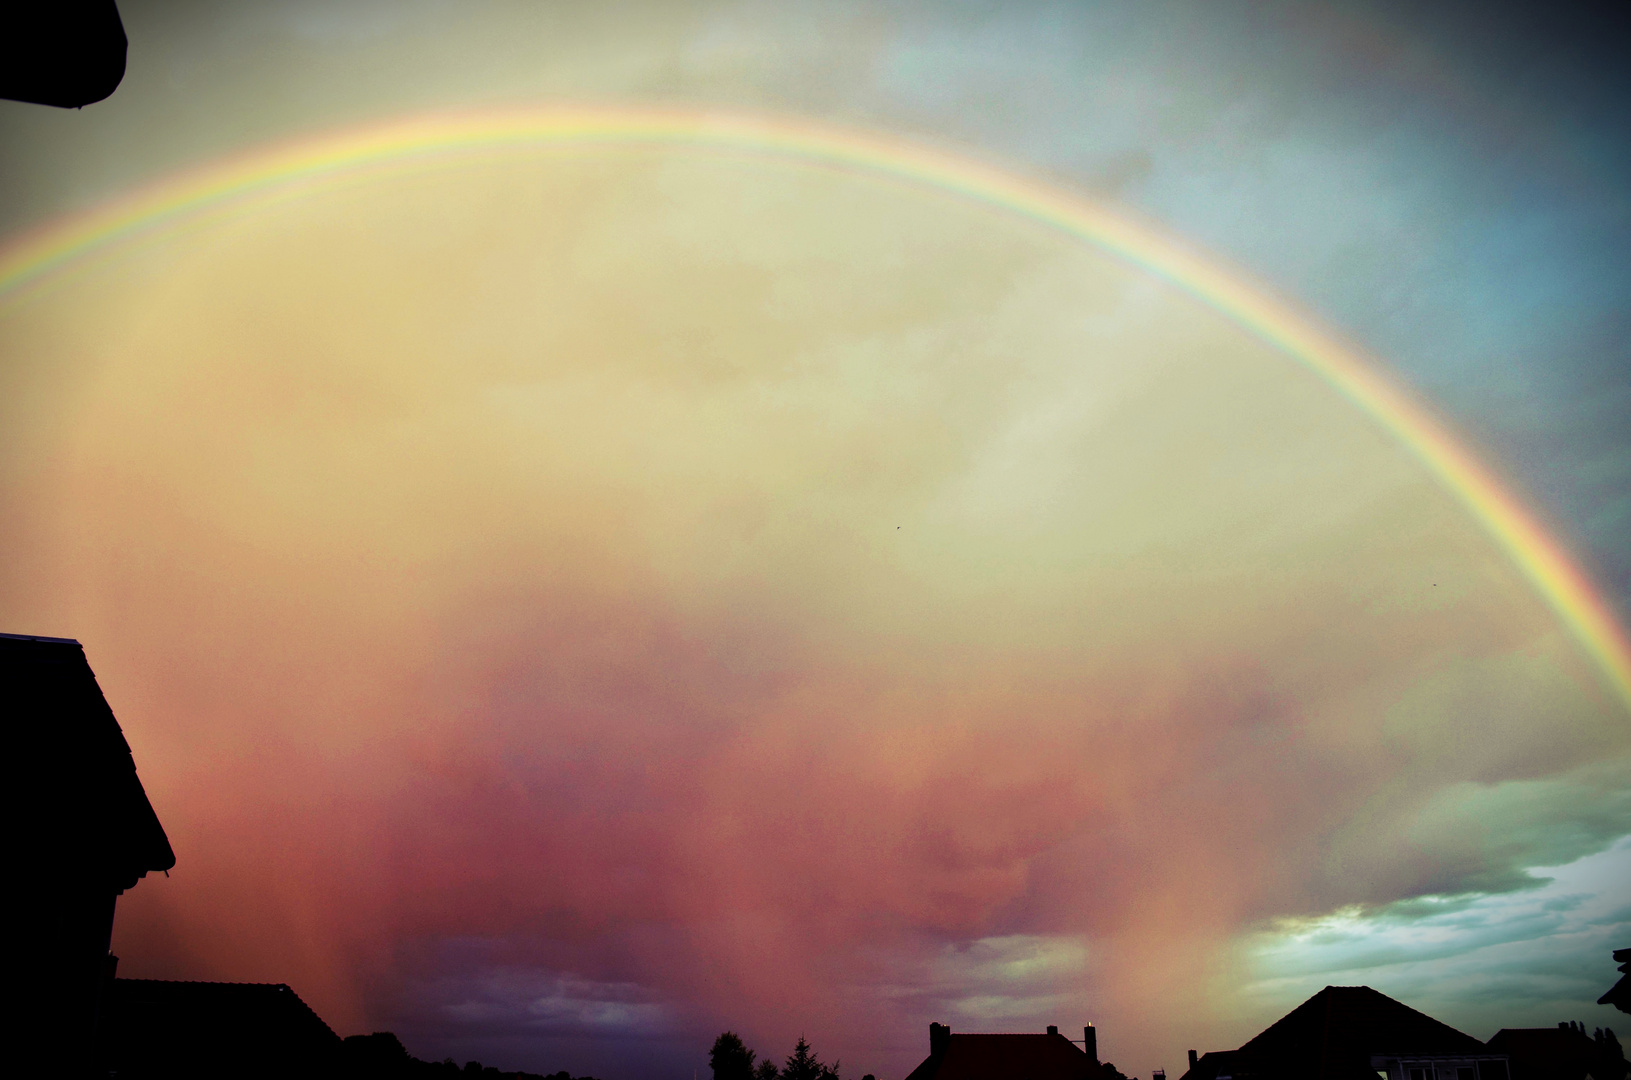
[4, 106, 1627, 713]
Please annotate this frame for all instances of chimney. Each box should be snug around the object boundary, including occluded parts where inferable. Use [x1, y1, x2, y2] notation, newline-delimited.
[1049, 1026, 1060, 1036]
[1155, 1071, 1167, 1080]
[1189, 1050, 1198, 1070]
[1085, 1024, 1098, 1064]
[930, 1023, 950, 1057]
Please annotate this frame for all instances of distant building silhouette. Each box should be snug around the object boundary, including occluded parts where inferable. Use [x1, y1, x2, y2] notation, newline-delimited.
[1177, 986, 1507, 1080]
[1602, 950, 1631, 1017]
[1486, 1022, 1628, 1080]
[6, 632, 175, 1077]
[904, 1021, 1104, 1080]
[101, 978, 344, 1077]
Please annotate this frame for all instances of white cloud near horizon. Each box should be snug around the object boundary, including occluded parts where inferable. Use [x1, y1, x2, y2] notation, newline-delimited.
[1236, 836, 1631, 1040]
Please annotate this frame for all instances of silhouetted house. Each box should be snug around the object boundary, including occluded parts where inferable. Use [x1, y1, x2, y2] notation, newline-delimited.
[101, 978, 344, 1077]
[1178, 986, 1507, 1080]
[7, 632, 175, 1077]
[905, 1021, 1100, 1080]
[1602, 950, 1631, 1017]
[1486, 1023, 1628, 1080]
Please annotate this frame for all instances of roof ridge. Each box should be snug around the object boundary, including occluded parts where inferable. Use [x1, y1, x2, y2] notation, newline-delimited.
[0, 631, 81, 644]
[115, 978, 295, 988]
[1240, 985, 1484, 1056]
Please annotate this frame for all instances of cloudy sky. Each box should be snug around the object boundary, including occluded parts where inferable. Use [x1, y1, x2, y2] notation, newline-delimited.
[2, 3, 1628, 1078]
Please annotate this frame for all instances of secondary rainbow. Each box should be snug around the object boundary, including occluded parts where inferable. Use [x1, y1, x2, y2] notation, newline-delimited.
[4, 105, 1628, 711]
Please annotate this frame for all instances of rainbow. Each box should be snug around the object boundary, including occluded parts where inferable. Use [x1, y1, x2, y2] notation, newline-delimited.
[4, 105, 1628, 712]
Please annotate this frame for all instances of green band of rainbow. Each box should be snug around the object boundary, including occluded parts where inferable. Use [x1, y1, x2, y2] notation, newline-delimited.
[4, 106, 1627, 712]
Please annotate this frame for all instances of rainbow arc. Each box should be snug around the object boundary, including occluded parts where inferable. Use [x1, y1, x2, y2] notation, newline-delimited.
[3, 106, 1627, 711]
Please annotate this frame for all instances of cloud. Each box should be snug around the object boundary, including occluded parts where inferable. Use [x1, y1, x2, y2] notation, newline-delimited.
[417, 963, 675, 1039]
[871, 934, 1092, 1025]
[1, 54, 1626, 1077]
[1235, 837, 1631, 1039]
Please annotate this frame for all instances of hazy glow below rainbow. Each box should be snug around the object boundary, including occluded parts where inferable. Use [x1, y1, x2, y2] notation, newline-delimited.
[4, 105, 1626, 714]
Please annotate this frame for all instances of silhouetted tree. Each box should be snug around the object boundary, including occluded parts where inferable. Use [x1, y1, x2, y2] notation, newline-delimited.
[753, 1059, 780, 1080]
[711, 1032, 759, 1080]
[782, 1036, 840, 1080]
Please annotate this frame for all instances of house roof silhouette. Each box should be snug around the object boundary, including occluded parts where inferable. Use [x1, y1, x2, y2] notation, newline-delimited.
[1180, 986, 1490, 1080]
[102, 978, 343, 1077]
[7, 631, 176, 1076]
[1241, 985, 1486, 1061]
[905, 1024, 1095, 1080]
[4, 632, 174, 889]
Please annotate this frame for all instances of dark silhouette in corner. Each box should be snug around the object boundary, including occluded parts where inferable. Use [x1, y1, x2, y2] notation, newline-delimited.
[0, 0, 126, 107]
[6, 632, 175, 1076]
[5, 629, 597, 1078]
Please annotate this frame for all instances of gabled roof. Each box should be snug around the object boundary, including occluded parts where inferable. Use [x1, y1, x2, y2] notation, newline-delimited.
[4, 633, 174, 890]
[905, 1031, 1093, 1080]
[1179, 987, 1490, 1080]
[102, 979, 343, 1078]
[1240, 985, 1487, 1061]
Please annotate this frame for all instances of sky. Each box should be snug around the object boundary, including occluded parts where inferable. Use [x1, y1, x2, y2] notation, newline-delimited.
[2, 2, 1629, 1078]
